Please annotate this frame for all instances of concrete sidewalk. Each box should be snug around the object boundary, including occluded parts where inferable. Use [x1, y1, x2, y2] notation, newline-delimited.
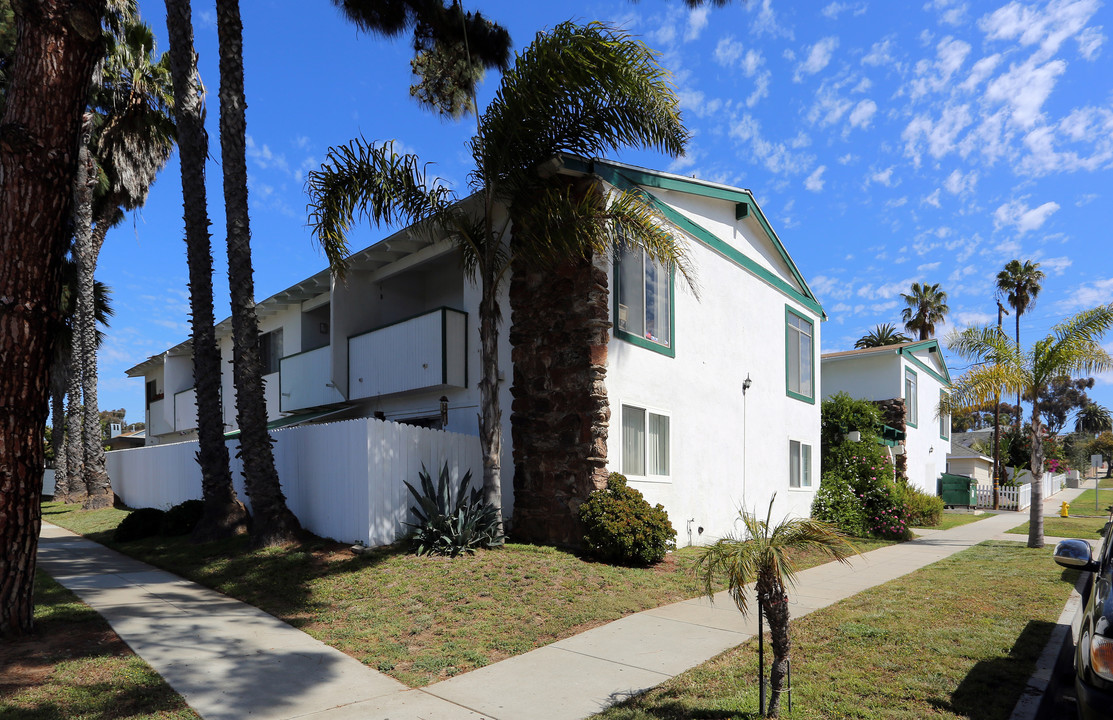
[37, 482, 1093, 720]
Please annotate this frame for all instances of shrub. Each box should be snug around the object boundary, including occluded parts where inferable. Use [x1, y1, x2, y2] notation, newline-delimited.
[161, 499, 205, 536]
[811, 474, 868, 537]
[404, 463, 503, 556]
[114, 507, 166, 542]
[899, 484, 944, 527]
[578, 473, 675, 566]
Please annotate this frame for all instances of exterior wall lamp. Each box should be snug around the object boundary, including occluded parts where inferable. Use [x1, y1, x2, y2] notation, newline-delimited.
[439, 396, 449, 428]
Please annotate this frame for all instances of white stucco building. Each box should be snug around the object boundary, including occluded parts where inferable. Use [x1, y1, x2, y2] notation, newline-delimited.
[820, 340, 952, 494]
[126, 158, 825, 543]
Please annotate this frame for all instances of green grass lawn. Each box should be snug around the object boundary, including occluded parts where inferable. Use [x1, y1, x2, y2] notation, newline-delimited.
[41, 502, 894, 687]
[915, 511, 993, 531]
[1006, 514, 1109, 540]
[0, 574, 198, 720]
[595, 541, 1077, 720]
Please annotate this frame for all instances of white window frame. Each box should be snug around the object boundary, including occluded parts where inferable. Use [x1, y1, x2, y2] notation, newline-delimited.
[620, 402, 671, 482]
[905, 367, 918, 428]
[789, 439, 813, 490]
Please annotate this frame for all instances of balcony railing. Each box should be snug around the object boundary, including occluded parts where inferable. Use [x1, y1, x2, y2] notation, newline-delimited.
[148, 398, 172, 436]
[349, 307, 466, 400]
[280, 345, 344, 412]
[174, 387, 198, 432]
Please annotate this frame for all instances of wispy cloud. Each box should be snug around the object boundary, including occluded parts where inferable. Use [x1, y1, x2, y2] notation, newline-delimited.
[993, 197, 1060, 234]
[795, 37, 839, 81]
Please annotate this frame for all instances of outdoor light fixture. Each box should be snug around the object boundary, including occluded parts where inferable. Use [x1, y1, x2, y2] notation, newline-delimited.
[848, 431, 862, 442]
[439, 396, 449, 427]
[742, 374, 752, 395]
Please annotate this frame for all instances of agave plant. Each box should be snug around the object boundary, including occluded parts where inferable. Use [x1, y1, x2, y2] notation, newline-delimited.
[404, 462, 504, 556]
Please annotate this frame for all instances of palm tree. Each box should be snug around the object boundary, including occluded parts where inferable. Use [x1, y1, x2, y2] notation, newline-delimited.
[164, 0, 249, 541]
[853, 323, 911, 349]
[216, 0, 302, 546]
[697, 498, 857, 718]
[307, 21, 694, 539]
[996, 259, 1046, 428]
[1076, 403, 1113, 434]
[948, 304, 1113, 548]
[900, 282, 949, 341]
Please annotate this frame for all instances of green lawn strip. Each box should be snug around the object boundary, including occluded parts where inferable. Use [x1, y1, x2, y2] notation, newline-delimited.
[0, 573, 198, 720]
[596, 541, 1077, 720]
[1006, 514, 1109, 540]
[41, 502, 893, 687]
[915, 511, 993, 531]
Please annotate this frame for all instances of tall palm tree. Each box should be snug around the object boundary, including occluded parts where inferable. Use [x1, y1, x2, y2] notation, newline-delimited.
[853, 323, 911, 349]
[996, 259, 1045, 428]
[307, 21, 694, 538]
[900, 282, 949, 341]
[216, 0, 302, 546]
[164, 0, 249, 541]
[948, 304, 1113, 548]
[1076, 402, 1113, 434]
[697, 498, 856, 718]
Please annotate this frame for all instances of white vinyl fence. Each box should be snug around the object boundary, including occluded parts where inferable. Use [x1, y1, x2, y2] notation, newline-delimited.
[976, 471, 1065, 512]
[105, 417, 481, 547]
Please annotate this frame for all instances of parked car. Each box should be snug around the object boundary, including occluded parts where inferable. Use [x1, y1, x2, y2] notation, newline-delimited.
[1053, 529, 1113, 720]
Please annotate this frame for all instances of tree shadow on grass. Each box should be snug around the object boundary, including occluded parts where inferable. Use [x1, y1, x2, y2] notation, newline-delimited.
[929, 619, 1056, 720]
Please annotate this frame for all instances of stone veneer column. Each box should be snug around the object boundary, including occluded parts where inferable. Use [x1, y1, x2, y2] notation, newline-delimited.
[873, 398, 908, 483]
[508, 254, 611, 546]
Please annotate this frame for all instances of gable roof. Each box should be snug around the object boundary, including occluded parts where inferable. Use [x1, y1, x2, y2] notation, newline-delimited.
[822, 339, 952, 386]
[558, 155, 825, 319]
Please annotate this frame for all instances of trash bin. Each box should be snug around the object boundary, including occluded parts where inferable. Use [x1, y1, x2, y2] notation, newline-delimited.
[940, 473, 977, 508]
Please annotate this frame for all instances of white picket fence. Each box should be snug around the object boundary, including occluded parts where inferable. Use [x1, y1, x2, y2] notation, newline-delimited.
[105, 417, 481, 547]
[975, 471, 1065, 512]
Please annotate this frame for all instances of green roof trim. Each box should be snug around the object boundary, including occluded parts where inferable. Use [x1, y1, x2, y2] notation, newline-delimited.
[224, 409, 341, 439]
[585, 162, 824, 318]
[897, 339, 951, 386]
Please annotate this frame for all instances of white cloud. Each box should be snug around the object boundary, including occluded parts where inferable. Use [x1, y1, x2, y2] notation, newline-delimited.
[918, 261, 942, 272]
[728, 113, 816, 175]
[952, 310, 995, 329]
[805, 165, 827, 191]
[795, 37, 839, 81]
[1057, 277, 1113, 310]
[1076, 193, 1099, 206]
[871, 166, 896, 186]
[980, 0, 1101, 62]
[902, 103, 974, 165]
[810, 274, 853, 300]
[908, 36, 971, 100]
[685, 6, 710, 42]
[1037, 255, 1073, 275]
[750, 0, 795, 40]
[1077, 26, 1105, 59]
[923, 188, 942, 207]
[246, 135, 291, 175]
[943, 168, 978, 194]
[959, 54, 1003, 91]
[984, 58, 1067, 128]
[886, 196, 909, 208]
[848, 99, 877, 128]
[862, 37, 897, 67]
[993, 198, 1060, 233]
[822, 2, 868, 19]
[715, 36, 744, 66]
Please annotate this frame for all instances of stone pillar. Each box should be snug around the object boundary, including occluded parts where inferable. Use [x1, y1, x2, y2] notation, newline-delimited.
[873, 398, 908, 483]
[509, 255, 610, 546]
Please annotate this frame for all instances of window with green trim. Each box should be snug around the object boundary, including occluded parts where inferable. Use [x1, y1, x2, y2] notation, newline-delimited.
[939, 389, 950, 440]
[905, 367, 918, 427]
[785, 309, 814, 401]
[615, 248, 672, 351]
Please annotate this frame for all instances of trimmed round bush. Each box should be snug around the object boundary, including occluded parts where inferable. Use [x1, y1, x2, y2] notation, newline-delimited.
[114, 507, 166, 542]
[161, 499, 205, 536]
[578, 473, 675, 566]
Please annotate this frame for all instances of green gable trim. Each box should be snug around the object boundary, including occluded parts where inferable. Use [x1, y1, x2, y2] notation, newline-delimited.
[785, 305, 815, 405]
[896, 339, 952, 385]
[899, 346, 951, 387]
[612, 253, 676, 358]
[592, 164, 825, 318]
[592, 160, 822, 313]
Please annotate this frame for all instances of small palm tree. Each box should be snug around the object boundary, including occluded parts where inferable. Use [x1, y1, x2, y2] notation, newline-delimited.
[854, 323, 911, 349]
[697, 498, 857, 718]
[1077, 402, 1113, 434]
[900, 282, 949, 341]
[948, 304, 1113, 547]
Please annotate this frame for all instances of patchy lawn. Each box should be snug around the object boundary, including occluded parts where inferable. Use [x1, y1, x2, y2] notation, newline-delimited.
[595, 541, 1076, 720]
[0, 573, 198, 720]
[41, 502, 892, 687]
[917, 511, 994, 531]
[1007, 513, 1109, 540]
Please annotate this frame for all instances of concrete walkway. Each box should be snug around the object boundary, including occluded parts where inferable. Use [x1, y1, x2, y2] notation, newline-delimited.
[37, 482, 1095, 720]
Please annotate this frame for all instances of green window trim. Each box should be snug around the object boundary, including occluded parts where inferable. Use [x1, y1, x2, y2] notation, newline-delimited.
[785, 306, 815, 404]
[904, 367, 918, 429]
[612, 252, 676, 358]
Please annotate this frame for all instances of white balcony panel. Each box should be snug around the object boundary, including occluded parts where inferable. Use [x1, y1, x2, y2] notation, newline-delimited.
[174, 387, 198, 432]
[349, 308, 466, 400]
[280, 345, 344, 412]
[148, 398, 172, 436]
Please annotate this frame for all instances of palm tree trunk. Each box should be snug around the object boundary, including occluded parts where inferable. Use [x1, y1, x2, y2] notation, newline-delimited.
[760, 576, 791, 718]
[0, 0, 105, 639]
[1015, 311, 1023, 433]
[50, 373, 68, 500]
[64, 336, 86, 503]
[74, 129, 113, 510]
[216, 0, 300, 546]
[1028, 402, 1045, 549]
[478, 265, 503, 528]
[165, 0, 249, 542]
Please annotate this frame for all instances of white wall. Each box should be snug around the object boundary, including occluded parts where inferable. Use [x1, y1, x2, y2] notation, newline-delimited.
[605, 225, 822, 545]
[947, 457, 991, 484]
[821, 353, 900, 402]
[900, 355, 951, 494]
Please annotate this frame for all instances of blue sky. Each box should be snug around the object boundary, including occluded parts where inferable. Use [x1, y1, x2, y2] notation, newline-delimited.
[97, 0, 1113, 426]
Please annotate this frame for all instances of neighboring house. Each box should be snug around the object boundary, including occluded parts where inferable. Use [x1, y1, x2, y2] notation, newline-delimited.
[821, 340, 952, 494]
[946, 444, 993, 486]
[106, 429, 146, 452]
[124, 157, 825, 544]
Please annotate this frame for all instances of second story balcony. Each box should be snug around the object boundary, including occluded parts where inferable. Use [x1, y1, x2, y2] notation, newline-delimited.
[348, 307, 467, 401]
[174, 387, 198, 432]
[280, 345, 345, 413]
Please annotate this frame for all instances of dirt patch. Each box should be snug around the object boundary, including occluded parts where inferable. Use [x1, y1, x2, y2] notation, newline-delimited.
[0, 623, 124, 693]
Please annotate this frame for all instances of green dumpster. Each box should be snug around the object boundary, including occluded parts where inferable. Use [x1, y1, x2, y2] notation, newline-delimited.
[939, 473, 977, 508]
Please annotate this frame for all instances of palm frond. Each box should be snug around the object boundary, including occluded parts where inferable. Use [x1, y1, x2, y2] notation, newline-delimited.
[305, 138, 459, 278]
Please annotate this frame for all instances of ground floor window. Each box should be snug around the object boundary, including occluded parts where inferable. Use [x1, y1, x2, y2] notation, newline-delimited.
[789, 440, 812, 488]
[622, 404, 670, 477]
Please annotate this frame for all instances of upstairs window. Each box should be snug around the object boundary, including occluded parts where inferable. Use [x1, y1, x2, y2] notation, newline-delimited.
[622, 404, 670, 478]
[785, 308, 814, 402]
[615, 248, 673, 355]
[905, 367, 918, 427]
[939, 389, 950, 440]
[260, 328, 284, 375]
